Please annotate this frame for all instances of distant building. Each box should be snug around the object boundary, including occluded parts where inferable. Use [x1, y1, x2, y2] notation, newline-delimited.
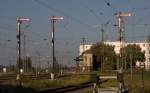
[128, 42, 150, 69]
[105, 40, 150, 69]
[78, 44, 93, 71]
[79, 44, 93, 55]
[82, 52, 93, 71]
[78, 41, 150, 70]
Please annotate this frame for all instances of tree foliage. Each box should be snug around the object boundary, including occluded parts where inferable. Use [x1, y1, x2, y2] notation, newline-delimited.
[90, 43, 145, 71]
[90, 43, 117, 71]
[17, 56, 33, 72]
[122, 44, 145, 68]
[25, 56, 33, 72]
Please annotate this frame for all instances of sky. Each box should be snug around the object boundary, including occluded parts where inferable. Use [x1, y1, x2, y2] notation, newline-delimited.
[0, 0, 150, 67]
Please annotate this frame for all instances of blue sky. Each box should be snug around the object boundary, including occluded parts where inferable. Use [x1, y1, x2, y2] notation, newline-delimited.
[0, 0, 150, 67]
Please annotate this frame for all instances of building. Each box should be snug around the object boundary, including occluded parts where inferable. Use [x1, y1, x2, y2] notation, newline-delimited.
[78, 41, 150, 70]
[77, 44, 93, 71]
[105, 41, 150, 69]
[78, 52, 93, 71]
[79, 44, 93, 55]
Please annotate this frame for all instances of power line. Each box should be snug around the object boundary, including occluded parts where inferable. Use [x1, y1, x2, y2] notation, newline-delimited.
[79, 1, 102, 22]
[0, 15, 49, 41]
[127, 35, 150, 39]
[103, 0, 118, 13]
[33, 0, 95, 31]
[132, 7, 149, 12]
[128, 24, 150, 26]
[0, 25, 15, 32]
[27, 29, 49, 40]
[0, 41, 16, 50]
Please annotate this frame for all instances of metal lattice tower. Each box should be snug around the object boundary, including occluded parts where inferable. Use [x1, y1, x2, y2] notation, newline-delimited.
[50, 16, 63, 76]
[16, 17, 30, 85]
[115, 12, 132, 70]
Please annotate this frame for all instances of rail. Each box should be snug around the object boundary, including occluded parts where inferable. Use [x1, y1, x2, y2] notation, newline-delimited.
[33, 82, 93, 93]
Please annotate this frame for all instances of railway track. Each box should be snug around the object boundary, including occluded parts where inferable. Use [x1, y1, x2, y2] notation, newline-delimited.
[33, 79, 108, 93]
[33, 82, 93, 93]
[0, 73, 52, 81]
[0, 73, 75, 82]
[0, 73, 112, 93]
[0, 73, 90, 80]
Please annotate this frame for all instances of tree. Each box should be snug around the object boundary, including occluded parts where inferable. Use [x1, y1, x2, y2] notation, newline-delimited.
[90, 43, 117, 71]
[17, 56, 33, 73]
[8, 65, 16, 72]
[16, 57, 23, 72]
[23, 56, 33, 72]
[122, 44, 145, 69]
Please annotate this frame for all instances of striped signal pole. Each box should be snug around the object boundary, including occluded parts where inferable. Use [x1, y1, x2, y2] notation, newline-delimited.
[50, 16, 63, 79]
[16, 17, 30, 85]
[115, 12, 132, 93]
[115, 12, 132, 70]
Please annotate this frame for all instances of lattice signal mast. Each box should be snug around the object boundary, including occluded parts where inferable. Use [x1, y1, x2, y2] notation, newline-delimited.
[115, 12, 132, 42]
[16, 17, 30, 85]
[50, 16, 63, 76]
[115, 12, 132, 69]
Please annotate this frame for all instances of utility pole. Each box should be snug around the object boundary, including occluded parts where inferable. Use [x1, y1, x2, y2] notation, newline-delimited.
[16, 17, 30, 85]
[115, 12, 132, 70]
[82, 37, 86, 71]
[82, 37, 86, 53]
[140, 62, 145, 93]
[36, 51, 41, 74]
[101, 24, 104, 43]
[101, 20, 110, 43]
[146, 36, 150, 69]
[50, 16, 63, 79]
[100, 21, 110, 71]
[130, 54, 133, 80]
[101, 24, 104, 72]
[115, 12, 132, 93]
[23, 31, 27, 73]
[46, 56, 50, 73]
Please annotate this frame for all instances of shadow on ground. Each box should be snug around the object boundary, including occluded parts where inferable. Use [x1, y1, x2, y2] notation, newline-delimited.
[0, 84, 34, 93]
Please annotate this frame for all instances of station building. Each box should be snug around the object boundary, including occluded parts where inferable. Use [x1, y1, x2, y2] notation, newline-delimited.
[78, 41, 150, 71]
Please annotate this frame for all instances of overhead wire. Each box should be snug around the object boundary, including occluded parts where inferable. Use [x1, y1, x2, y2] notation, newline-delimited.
[79, 1, 102, 22]
[102, 0, 150, 42]
[0, 25, 16, 32]
[0, 21, 49, 57]
[103, 0, 118, 13]
[33, 0, 95, 31]
[78, 0, 115, 42]
[126, 35, 149, 41]
[0, 39, 16, 50]
[33, 0, 95, 58]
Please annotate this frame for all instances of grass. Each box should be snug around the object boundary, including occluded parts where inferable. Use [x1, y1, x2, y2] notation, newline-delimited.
[99, 79, 119, 88]
[5, 74, 90, 93]
[2, 70, 150, 93]
[24, 74, 90, 88]
[95, 70, 150, 93]
[124, 70, 150, 93]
